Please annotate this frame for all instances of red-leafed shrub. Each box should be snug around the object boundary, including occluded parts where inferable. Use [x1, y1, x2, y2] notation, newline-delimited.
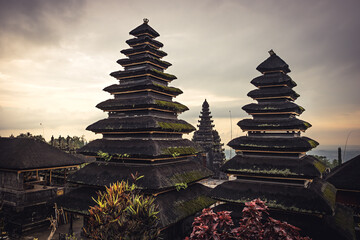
[186, 199, 311, 240]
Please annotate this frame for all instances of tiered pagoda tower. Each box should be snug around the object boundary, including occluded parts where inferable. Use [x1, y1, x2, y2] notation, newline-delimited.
[192, 100, 227, 179]
[59, 19, 214, 237]
[211, 50, 354, 239]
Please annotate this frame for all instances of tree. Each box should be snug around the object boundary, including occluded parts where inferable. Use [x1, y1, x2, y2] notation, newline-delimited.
[84, 178, 160, 240]
[186, 199, 311, 240]
[312, 155, 339, 169]
[16, 132, 45, 142]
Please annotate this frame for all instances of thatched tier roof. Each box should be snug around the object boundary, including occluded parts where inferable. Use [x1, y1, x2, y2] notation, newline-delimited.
[326, 155, 360, 191]
[57, 183, 214, 228]
[103, 81, 182, 96]
[96, 97, 188, 113]
[67, 160, 212, 190]
[242, 101, 304, 115]
[87, 116, 195, 134]
[221, 154, 326, 178]
[256, 50, 291, 74]
[238, 118, 311, 131]
[110, 68, 176, 82]
[129, 20, 160, 38]
[228, 136, 319, 153]
[156, 183, 215, 228]
[78, 138, 202, 158]
[248, 86, 299, 101]
[210, 178, 336, 215]
[121, 45, 167, 59]
[0, 137, 84, 170]
[251, 72, 296, 88]
[117, 56, 171, 70]
[126, 36, 163, 49]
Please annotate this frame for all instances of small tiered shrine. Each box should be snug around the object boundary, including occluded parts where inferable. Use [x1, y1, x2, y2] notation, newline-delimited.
[211, 50, 355, 240]
[192, 100, 227, 179]
[58, 19, 213, 238]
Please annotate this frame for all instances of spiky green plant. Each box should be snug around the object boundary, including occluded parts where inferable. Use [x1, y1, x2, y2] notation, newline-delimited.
[85, 179, 160, 240]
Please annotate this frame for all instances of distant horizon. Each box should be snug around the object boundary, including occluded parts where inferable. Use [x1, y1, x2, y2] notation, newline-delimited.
[0, 0, 359, 148]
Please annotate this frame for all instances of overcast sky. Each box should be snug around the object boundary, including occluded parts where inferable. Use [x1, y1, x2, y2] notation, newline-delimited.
[0, 0, 359, 150]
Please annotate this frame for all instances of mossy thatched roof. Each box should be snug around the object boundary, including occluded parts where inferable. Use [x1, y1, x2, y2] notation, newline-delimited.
[87, 116, 195, 134]
[78, 138, 201, 158]
[248, 86, 299, 101]
[96, 97, 188, 113]
[238, 118, 311, 131]
[57, 183, 214, 229]
[67, 159, 213, 190]
[117, 55, 171, 70]
[0, 137, 85, 170]
[210, 178, 335, 215]
[242, 101, 304, 115]
[110, 68, 176, 81]
[228, 136, 319, 153]
[221, 154, 325, 178]
[251, 72, 296, 88]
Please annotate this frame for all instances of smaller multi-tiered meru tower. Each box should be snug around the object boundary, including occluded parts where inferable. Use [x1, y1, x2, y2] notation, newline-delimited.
[192, 100, 227, 179]
[211, 50, 355, 240]
[58, 19, 214, 238]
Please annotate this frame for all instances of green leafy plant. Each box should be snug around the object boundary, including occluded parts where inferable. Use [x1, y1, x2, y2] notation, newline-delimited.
[116, 153, 130, 159]
[175, 182, 188, 191]
[84, 177, 160, 240]
[97, 151, 113, 162]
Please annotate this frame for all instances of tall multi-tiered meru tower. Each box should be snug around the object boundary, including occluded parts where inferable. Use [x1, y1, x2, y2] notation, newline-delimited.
[192, 99, 227, 179]
[59, 19, 214, 238]
[211, 50, 355, 240]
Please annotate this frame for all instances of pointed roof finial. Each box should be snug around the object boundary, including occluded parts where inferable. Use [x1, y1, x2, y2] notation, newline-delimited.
[268, 49, 275, 56]
[143, 18, 149, 24]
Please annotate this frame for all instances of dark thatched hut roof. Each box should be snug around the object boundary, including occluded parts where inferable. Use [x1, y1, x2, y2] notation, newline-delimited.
[96, 97, 188, 113]
[0, 137, 84, 170]
[228, 136, 319, 153]
[129, 20, 160, 38]
[210, 178, 336, 215]
[67, 160, 213, 191]
[86, 116, 195, 134]
[117, 56, 171, 69]
[256, 50, 291, 74]
[156, 183, 215, 228]
[326, 155, 360, 191]
[242, 101, 304, 115]
[126, 36, 163, 49]
[103, 80, 182, 96]
[238, 118, 311, 131]
[251, 72, 296, 88]
[121, 45, 167, 58]
[57, 183, 215, 228]
[110, 68, 176, 81]
[221, 154, 326, 178]
[78, 138, 201, 158]
[248, 86, 299, 101]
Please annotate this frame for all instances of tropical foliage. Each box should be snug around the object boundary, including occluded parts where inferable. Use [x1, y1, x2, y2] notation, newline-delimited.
[186, 199, 311, 240]
[84, 177, 160, 240]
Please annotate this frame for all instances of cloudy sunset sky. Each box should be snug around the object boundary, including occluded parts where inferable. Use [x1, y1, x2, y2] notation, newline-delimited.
[0, 0, 359, 154]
